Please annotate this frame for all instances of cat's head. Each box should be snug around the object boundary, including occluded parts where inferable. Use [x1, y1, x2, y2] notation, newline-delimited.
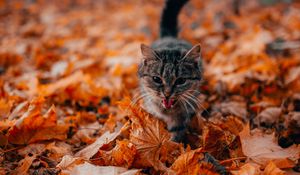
[138, 44, 202, 112]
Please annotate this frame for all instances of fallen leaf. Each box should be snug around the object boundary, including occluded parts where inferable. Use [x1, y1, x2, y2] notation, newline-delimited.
[7, 101, 29, 120]
[285, 66, 300, 85]
[170, 148, 204, 174]
[70, 162, 139, 175]
[0, 99, 12, 119]
[18, 143, 46, 156]
[202, 122, 244, 160]
[8, 104, 69, 145]
[119, 98, 183, 171]
[263, 161, 285, 175]
[256, 107, 282, 127]
[72, 121, 101, 144]
[219, 101, 248, 120]
[75, 123, 126, 159]
[239, 124, 300, 168]
[39, 71, 85, 96]
[45, 142, 73, 162]
[92, 139, 137, 168]
[12, 155, 36, 175]
[56, 155, 85, 173]
[231, 163, 260, 175]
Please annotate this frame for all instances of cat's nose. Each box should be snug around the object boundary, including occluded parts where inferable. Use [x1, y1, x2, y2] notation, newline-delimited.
[164, 89, 172, 98]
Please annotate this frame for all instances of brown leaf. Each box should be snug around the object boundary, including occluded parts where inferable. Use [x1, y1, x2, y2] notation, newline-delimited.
[0, 120, 14, 146]
[256, 107, 282, 127]
[231, 163, 260, 175]
[219, 101, 248, 120]
[239, 124, 300, 168]
[203, 122, 244, 160]
[72, 121, 101, 144]
[39, 71, 85, 96]
[45, 142, 73, 162]
[263, 161, 285, 175]
[12, 155, 36, 175]
[0, 99, 12, 119]
[56, 155, 85, 174]
[8, 104, 69, 145]
[18, 143, 46, 156]
[219, 116, 245, 136]
[8, 101, 29, 120]
[170, 148, 204, 174]
[92, 139, 137, 168]
[75, 122, 127, 159]
[70, 162, 140, 175]
[285, 66, 300, 85]
[119, 98, 183, 171]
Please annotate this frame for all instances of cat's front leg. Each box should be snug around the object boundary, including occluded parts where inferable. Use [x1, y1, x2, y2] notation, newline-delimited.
[169, 124, 188, 143]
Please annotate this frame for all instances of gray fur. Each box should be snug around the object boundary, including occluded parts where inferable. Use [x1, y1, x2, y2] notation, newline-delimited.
[138, 37, 202, 142]
[137, 0, 202, 142]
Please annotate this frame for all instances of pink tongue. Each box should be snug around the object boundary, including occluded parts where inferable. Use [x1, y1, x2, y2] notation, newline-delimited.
[163, 99, 174, 109]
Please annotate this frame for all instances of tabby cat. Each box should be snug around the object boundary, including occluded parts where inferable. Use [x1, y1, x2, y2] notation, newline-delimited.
[138, 0, 202, 142]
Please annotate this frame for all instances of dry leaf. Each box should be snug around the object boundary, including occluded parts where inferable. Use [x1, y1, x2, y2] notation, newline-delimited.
[70, 162, 139, 175]
[92, 139, 137, 168]
[239, 124, 300, 168]
[39, 71, 85, 96]
[263, 161, 285, 175]
[12, 155, 36, 175]
[57, 155, 85, 173]
[119, 98, 182, 171]
[75, 123, 126, 159]
[231, 163, 260, 175]
[256, 107, 282, 127]
[219, 101, 248, 120]
[202, 122, 243, 160]
[170, 148, 204, 174]
[8, 104, 69, 145]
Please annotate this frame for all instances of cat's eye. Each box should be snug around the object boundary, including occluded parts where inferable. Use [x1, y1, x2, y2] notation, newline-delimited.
[175, 78, 186, 85]
[152, 76, 162, 84]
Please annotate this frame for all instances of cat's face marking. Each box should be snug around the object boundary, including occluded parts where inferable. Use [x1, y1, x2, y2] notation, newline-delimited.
[138, 44, 202, 113]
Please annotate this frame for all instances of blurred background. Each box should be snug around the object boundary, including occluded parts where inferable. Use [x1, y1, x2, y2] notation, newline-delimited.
[1, 0, 300, 101]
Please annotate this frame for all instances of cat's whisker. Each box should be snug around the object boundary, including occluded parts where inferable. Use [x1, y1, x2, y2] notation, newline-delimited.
[183, 93, 200, 105]
[182, 93, 208, 116]
[178, 96, 186, 111]
[185, 92, 209, 115]
[180, 95, 196, 112]
[182, 93, 199, 109]
[185, 92, 203, 107]
[178, 97, 189, 115]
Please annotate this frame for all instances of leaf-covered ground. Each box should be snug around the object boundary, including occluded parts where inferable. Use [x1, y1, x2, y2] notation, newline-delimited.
[0, 0, 300, 174]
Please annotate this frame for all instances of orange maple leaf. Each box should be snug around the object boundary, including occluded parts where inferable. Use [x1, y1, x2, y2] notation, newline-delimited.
[119, 98, 183, 171]
[171, 148, 220, 175]
[8, 98, 69, 145]
[92, 139, 137, 168]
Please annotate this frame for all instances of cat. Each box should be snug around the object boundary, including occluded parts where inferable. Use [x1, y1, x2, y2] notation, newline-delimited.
[138, 0, 202, 142]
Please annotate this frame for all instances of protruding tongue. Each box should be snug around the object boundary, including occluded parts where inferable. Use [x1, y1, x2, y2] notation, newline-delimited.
[162, 98, 174, 109]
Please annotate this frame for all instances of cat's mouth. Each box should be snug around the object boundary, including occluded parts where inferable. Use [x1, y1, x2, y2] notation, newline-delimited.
[162, 98, 176, 109]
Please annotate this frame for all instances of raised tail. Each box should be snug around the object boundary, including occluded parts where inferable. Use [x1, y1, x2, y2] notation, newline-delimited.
[159, 0, 189, 38]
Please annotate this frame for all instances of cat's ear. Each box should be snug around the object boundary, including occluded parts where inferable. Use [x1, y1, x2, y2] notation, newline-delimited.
[140, 44, 159, 60]
[181, 44, 201, 62]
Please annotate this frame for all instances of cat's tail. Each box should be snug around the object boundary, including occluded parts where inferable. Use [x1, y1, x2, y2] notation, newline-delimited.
[160, 0, 189, 38]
